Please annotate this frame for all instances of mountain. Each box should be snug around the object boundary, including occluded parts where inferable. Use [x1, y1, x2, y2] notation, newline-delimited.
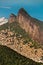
[17, 8, 43, 45]
[0, 8, 43, 64]
[8, 13, 16, 23]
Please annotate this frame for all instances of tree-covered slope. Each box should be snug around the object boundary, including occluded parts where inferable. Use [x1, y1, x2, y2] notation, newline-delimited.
[0, 45, 43, 65]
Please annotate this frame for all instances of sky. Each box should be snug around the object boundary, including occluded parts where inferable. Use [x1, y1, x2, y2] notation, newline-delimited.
[0, 0, 43, 21]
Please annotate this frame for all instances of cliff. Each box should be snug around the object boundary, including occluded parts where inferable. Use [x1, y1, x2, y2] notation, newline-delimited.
[8, 13, 16, 23]
[17, 8, 43, 45]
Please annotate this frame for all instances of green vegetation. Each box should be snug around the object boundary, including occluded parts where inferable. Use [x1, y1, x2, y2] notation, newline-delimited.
[9, 22, 29, 39]
[0, 22, 9, 30]
[30, 41, 41, 49]
[0, 22, 31, 43]
[0, 45, 43, 65]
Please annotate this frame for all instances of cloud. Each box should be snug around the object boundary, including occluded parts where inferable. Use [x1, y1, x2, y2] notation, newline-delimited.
[0, 6, 11, 9]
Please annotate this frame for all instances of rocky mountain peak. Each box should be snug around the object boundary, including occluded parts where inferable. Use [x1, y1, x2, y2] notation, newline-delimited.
[8, 13, 16, 23]
[17, 8, 43, 45]
[10, 13, 16, 18]
[18, 8, 30, 17]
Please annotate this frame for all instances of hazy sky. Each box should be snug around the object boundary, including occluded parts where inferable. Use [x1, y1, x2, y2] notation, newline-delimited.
[0, 0, 43, 21]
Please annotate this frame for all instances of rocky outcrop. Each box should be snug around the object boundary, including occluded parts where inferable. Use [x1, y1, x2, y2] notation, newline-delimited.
[8, 13, 16, 23]
[17, 8, 43, 44]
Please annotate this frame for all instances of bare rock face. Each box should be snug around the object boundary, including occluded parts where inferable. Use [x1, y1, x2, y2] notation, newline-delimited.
[8, 13, 16, 23]
[17, 8, 43, 44]
[8, 8, 43, 44]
